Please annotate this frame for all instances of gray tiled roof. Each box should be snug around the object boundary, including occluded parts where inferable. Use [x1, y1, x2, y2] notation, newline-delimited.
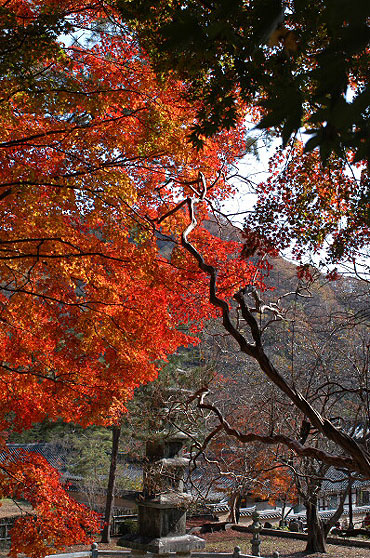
[1, 443, 143, 487]
[0, 443, 69, 471]
[320, 467, 370, 494]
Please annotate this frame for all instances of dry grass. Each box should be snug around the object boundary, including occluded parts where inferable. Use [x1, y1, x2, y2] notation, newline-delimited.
[201, 529, 370, 558]
[8, 532, 366, 558]
[0, 513, 369, 558]
[55, 531, 370, 558]
[0, 500, 32, 519]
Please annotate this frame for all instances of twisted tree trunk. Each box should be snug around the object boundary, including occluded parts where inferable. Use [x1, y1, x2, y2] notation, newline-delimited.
[228, 492, 242, 523]
[305, 497, 326, 553]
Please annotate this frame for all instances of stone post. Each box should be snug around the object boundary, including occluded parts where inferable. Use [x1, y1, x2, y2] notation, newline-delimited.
[250, 510, 262, 557]
[91, 542, 98, 558]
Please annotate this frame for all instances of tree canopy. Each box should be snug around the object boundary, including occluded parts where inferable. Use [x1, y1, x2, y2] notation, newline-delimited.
[117, 0, 369, 163]
[117, 0, 369, 268]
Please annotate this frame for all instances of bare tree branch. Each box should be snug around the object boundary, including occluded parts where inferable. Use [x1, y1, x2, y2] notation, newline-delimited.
[175, 176, 370, 478]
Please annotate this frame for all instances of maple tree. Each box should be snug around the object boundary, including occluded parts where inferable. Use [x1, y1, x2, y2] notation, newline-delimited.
[0, 450, 100, 558]
[0, 6, 252, 411]
[116, 0, 369, 545]
[0, 1, 263, 555]
[245, 141, 369, 271]
[196, 413, 297, 524]
[186, 253, 369, 551]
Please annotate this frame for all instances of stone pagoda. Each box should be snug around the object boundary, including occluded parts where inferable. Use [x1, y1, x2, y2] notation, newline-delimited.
[118, 393, 205, 557]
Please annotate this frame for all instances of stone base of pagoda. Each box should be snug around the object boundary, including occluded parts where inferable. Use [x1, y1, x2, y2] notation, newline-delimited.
[118, 534, 205, 555]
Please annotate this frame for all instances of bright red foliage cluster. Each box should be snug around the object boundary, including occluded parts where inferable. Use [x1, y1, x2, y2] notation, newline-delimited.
[246, 142, 369, 267]
[0, 449, 100, 558]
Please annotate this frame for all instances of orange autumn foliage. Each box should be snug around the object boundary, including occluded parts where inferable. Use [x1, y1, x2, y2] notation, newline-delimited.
[208, 414, 296, 508]
[0, 2, 262, 555]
